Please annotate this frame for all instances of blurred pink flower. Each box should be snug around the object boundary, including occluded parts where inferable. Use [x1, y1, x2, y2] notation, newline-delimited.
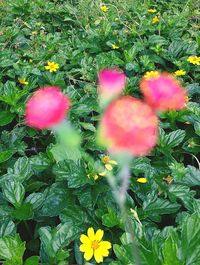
[26, 86, 70, 129]
[98, 68, 126, 100]
[140, 73, 187, 111]
[99, 96, 158, 156]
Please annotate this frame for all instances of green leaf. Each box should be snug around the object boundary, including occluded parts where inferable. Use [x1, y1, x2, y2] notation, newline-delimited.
[50, 144, 81, 162]
[11, 203, 33, 220]
[0, 220, 16, 237]
[0, 150, 14, 163]
[142, 195, 180, 217]
[180, 213, 200, 264]
[159, 129, 186, 149]
[102, 208, 119, 228]
[13, 157, 33, 182]
[0, 111, 15, 126]
[40, 185, 74, 217]
[2, 180, 25, 208]
[25, 192, 45, 210]
[0, 234, 25, 265]
[53, 160, 89, 188]
[24, 256, 39, 265]
[183, 166, 200, 186]
[163, 230, 183, 265]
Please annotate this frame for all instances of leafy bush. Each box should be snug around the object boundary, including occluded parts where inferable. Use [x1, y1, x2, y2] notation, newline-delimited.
[0, 0, 200, 264]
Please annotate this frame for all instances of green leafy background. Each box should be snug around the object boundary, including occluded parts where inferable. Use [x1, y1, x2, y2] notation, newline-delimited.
[0, 0, 200, 264]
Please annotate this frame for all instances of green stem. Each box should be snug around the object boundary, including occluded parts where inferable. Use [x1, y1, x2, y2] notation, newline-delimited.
[23, 221, 32, 240]
[106, 164, 140, 265]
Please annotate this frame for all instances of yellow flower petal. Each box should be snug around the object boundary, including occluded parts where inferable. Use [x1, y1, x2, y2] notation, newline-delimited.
[99, 171, 107, 177]
[109, 159, 118, 165]
[99, 241, 112, 250]
[80, 243, 91, 252]
[80, 234, 91, 244]
[87, 227, 95, 240]
[137, 177, 147, 183]
[105, 164, 113, 171]
[95, 229, 104, 241]
[94, 249, 104, 263]
[84, 248, 93, 261]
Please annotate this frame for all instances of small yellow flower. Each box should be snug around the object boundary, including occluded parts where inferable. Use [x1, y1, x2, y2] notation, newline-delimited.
[29, 59, 33, 63]
[101, 155, 117, 171]
[152, 16, 160, 24]
[31, 31, 38, 35]
[148, 9, 157, 13]
[19, 79, 29, 85]
[137, 177, 147, 183]
[174, 70, 186, 76]
[80, 227, 112, 263]
[187, 56, 200, 65]
[87, 170, 107, 181]
[44, 61, 59, 72]
[100, 5, 108, 13]
[144, 70, 159, 79]
[111, 44, 119, 49]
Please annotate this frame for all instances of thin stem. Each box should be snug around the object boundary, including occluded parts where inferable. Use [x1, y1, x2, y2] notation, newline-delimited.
[106, 164, 140, 265]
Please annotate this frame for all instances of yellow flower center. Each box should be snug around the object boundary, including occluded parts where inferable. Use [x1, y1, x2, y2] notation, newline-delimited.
[102, 155, 110, 164]
[92, 240, 99, 250]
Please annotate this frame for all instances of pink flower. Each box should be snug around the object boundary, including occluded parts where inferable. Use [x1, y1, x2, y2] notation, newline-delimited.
[98, 68, 126, 100]
[99, 96, 158, 156]
[25, 86, 70, 129]
[140, 73, 187, 111]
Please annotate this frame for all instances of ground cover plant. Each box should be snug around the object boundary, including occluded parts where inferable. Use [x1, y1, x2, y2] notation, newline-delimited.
[0, 0, 200, 264]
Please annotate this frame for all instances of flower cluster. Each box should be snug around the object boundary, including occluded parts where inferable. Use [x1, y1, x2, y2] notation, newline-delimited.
[98, 69, 187, 156]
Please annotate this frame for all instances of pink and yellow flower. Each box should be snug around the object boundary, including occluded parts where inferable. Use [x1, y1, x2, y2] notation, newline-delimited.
[25, 86, 70, 129]
[98, 96, 158, 156]
[140, 73, 187, 111]
[98, 68, 126, 101]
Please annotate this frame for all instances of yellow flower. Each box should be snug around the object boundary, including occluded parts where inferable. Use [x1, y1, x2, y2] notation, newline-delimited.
[29, 59, 33, 63]
[111, 44, 119, 49]
[44, 61, 59, 72]
[137, 177, 147, 183]
[19, 79, 29, 85]
[31, 31, 38, 35]
[101, 155, 117, 171]
[152, 16, 160, 24]
[100, 5, 108, 12]
[187, 56, 200, 65]
[144, 70, 159, 79]
[87, 170, 107, 181]
[174, 70, 186, 76]
[148, 9, 157, 13]
[80, 227, 112, 263]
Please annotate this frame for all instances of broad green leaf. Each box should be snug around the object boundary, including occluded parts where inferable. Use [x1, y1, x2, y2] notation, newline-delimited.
[24, 256, 39, 265]
[0, 234, 25, 265]
[25, 192, 45, 210]
[40, 185, 74, 217]
[0, 220, 16, 237]
[163, 230, 183, 265]
[0, 150, 14, 163]
[102, 208, 119, 228]
[180, 213, 200, 265]
[11, 203, 33, 220]
[0, 111, 15, 126]
[53, 160, 89, 188]
[2, 180, 25, 208]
